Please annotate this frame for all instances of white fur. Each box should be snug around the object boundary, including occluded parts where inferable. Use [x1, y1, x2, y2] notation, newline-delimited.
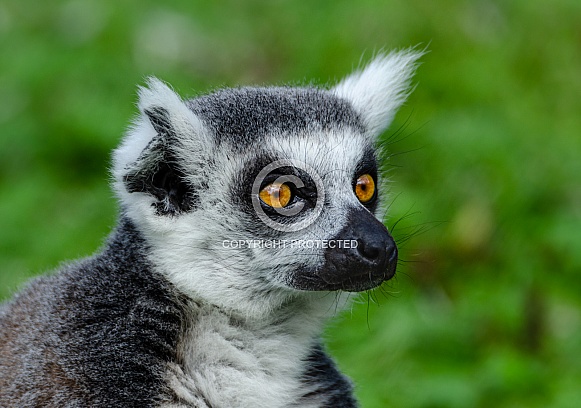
[162, 296, 349, 408]
[333, 50, 422, 137]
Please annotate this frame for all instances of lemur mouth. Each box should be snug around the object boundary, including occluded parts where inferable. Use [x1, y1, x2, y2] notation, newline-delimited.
[290, 255, 397, 292]
[290, 207, 398, 292]
[295, 246, 397, 292]
[325, 248, 398, 292]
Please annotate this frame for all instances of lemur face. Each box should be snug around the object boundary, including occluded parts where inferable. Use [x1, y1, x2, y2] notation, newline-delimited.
[113, 51, 420, 314]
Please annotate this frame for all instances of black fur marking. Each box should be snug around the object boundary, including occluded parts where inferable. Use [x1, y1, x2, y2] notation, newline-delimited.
[301, 344, 358, 407]
[126, 160, 197, 216]
[186, 87, 364, 149]
[145, 107, 173, 137]
[230, 153, 322, 238]
[124, 107, 197, 215]
[230, 153, 281, 235]
[0, 218, 186, 407]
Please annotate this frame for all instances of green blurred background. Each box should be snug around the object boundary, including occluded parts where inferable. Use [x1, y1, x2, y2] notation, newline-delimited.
[1, 0, 580, 406]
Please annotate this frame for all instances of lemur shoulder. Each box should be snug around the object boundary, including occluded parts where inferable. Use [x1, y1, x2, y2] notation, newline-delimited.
[0, 50, 421, 407]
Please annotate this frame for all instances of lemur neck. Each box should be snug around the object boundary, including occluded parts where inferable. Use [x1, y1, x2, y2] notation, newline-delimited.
[179, 289, 338, 341]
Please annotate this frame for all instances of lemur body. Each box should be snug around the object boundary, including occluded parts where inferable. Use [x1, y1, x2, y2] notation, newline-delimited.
[0, 51, 420, 407]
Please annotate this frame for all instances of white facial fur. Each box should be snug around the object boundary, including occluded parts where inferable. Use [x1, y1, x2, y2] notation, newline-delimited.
[111, 50, 421, 321]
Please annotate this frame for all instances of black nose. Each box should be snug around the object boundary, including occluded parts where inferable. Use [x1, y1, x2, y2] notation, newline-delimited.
[354, 213, 397, 271]
[356, 231, 397, 266]
[357, 236, 382, 260]
[320, 207, 398, 292]
[356, 232, 398, 278]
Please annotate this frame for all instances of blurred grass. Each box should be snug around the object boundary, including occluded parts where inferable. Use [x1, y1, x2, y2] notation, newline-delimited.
[1, 0, 580, 407]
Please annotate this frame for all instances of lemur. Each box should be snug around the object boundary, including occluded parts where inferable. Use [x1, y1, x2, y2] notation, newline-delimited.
[0, 50, 420, 407]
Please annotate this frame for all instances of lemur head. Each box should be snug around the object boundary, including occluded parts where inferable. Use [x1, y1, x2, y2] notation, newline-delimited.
[112, 50, 421, 317]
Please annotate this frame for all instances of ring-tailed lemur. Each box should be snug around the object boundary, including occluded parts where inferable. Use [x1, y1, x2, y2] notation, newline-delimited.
[0, 50, 421, 407]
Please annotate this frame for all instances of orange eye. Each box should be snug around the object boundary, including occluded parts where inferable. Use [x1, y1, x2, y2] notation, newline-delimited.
[355, 174, 376, 203]
[259, 183, 292, 208]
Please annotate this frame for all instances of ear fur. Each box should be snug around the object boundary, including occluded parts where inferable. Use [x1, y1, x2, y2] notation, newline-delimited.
[333, 49, 423, 137]
[112, 77, 210, 215]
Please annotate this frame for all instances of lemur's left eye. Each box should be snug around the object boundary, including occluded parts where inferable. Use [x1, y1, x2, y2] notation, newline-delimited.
[259, 183, 292, 208]
[355, 174, 376, 203]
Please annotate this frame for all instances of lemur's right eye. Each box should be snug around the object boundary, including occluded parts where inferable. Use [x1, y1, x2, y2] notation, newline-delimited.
[259, 182, 292, 208]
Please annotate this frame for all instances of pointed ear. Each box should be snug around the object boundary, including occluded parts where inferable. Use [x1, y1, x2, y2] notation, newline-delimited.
[333, 50, 423, 137]
[112, 77, 210, 215]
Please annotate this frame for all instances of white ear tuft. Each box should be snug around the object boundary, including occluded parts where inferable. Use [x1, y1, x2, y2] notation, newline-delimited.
[137, 77, 184, 116]
[112, 77, 209, 206]
[333, 49, 423, 137]
[113, 76, 206, 172]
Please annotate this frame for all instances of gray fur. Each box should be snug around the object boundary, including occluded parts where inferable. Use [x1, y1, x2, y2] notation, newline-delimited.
[187, 87, 365, 149]
[0, 220, 184, 407]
